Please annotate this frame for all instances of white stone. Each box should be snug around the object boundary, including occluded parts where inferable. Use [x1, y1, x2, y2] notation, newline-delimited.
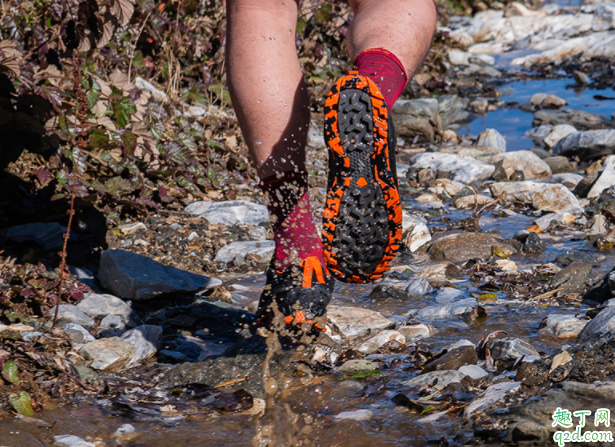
[549, 173, 584, 189]
[449, 29, 475, 47]
[464, 382, 521, 417]
[490, 181, 580, 213]
[550, 351, 573, 372]
[593, 3, 615, 31]
[49, 305, 94, 330]
[402, 211, 427, 232]
[214, 240, 275, 263]
[411, 152, 495, 184]
[335, 409, 373, 421]
[134, 77, 167, 103]
[538, 314, 588, 339]
[544, 124, 577, 148]
[327, 306, 394, 339]
[407, 298, 478, 320]
[405, 223, 432, 253]
[184, 200, 269, 227]
[121, 325, 162, 365]
[112, 424, 136, 440]
[397, 323, 434, 340]
[587, 156, 615, 198]
[489, 151, 552, 180]
[79, 338, 136, 372]
[448, 49, 470, 65]
[459, 364, 489, 380]
[54, 435, 96, 447]
[75, 293, 133, 317]
[307, 123, 326, 149]
[63, 323, 96, 342]
[525, 125, 553, 145]
[116, 222, 147, 235]
[477, 128, 507, 152]
[495, 259, 517, 271]
[434, 178, 465, 196]
[435, 287, 464, 304]
[467, 42, 504, 54]
[358, 330, 406, 354]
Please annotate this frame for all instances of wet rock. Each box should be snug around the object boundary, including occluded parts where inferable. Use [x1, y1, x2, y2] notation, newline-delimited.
[495, 259, 518, 271]
[550, 350, 573, 372]
[62, 323, 95, 343]
[335, 409, 373, 421]
[405, 277, 433, 296]
[121, 325, 162, 365]
[503, 382, 615, 444]
[524, 125, 553, 145]
[549, 262, 594, 294]
[49, 305, 94, 330]
[555, 251, 606, 267]
[578, 306, 615, 343]
[553, 129, 615, 160]
[593, 3, 615, 31]
[533, 109, 611, 131]
[435, 287, 464, 304]
[587, 156, 615, 198]
[53, 435, 95, 447]
[538, 314, 588, 339]
[529, 147, 552, 160]
[75, 293, 132, 318]
[99, 249, 221, 300]
[184, 200, 268, 226]
[428, 232, 501, 263]
[6, 222, 67, 250]
[423, 346, 478, 373]
[459, 364, 489, 380]
[337, 359, 377, 374]
[490, 337, 540, 361]
[74, 364, 102, 387]
[398, 323, 434, 340]
[79, 337, 135, 372]
[491, 181, 580, 212]
[574, 172, 600, 198]
[454, 194, 492, 209]
[535, 212, 575, 231]
[410, 153, 495, 184]
[544, 124, 577, 149]
[464, 381, 521, 417]
[403, 222, 431, 253]
[550, 173, 583, 189]
[369, 285, 411, 301]
[573, 70, 590, 85]
[214, 240, 275, 264]
[469, 98, 489, 114]
[358, 330, 406, 354]
[112, 424, 137, 441]
[477, 128, 507, 152]
[543, 156, 571, 174]
[522, 232, 547, 252]
[327, 306, 394, 339]
[407, 298, 478, 320]
[489, 151, 551, 180]
[402, 370, 466, 391]
[530, 93, 567, 109]
[159, 350, 188, 363]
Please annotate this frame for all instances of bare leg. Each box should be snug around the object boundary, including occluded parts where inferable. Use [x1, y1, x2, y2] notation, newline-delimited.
[347, 0, 437, 78]
[225, 0, 307, 180]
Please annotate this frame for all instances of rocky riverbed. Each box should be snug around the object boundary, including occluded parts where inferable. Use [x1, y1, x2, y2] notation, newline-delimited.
[3, 1, 615, 446]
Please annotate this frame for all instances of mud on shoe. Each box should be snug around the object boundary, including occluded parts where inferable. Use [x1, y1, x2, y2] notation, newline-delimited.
[322, 71, 403, 284]
[256, 256, 334, 334]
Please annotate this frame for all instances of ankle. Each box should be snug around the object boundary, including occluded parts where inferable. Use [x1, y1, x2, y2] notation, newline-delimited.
[354, 48, 408, 107]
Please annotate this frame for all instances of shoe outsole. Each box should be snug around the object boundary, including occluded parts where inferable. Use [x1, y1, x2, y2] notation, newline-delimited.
[323, 73, 402, 284]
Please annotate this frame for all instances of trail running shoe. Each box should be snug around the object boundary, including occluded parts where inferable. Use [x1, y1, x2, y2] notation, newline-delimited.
[256, 256, 334, 332]
[322, 71, 402, 284]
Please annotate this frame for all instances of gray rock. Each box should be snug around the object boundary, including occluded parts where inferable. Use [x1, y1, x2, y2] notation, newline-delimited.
[438, 145, 502, 162]
[530, 93, 567, 109]
[464, 381, 521, 417]
[357, 330, 406, 354]
[407, 298, 478, 320]
[21, 331, 43, 341]
[397, 323, 434, 340]
[529, 146, 553, 160]
[410, 152, 495, 184]
[459, 364, 489, 380]
[405, 277, 433, 296]
[75, 293, 132, 317]
[533, 109, 611, 131]
[554, 251, 606, 267]
[549, 262, 595, 294]
[79, 337, 135, 372]
[112, 424, 136, 440]
[98, 314, 127, 337]
[543, 156, 571, 174]
[327, 306, 394, 339]
[553, 129, 615, 160]
[423, 345, 478, 372]
[477, 128, 507, 152]
[534, 212, 575, 231]
[574, 172, 600, 198]
[523, 232, 548, 252]
[490, 337, 540, 361]
[489, 151, 552, 180]
[49, 305, 94, 330]
[121, 325, 162, 365]
[537, 314, 588, 339]
[134, 77, 167, 102]
[7, 222, 66, 250]
[524, 125, 553, 145]
[490, 181, 580, 213]
[593, 2, 615, 31]
[504, 382, 615, 444]
[544, 124, 577, 148]
[587, 156, 615, 198]
[428, 232, 501, 263]
[334, 409, 373, 421]
[437, 95, 465, 131]
[549, 173, 583, 189]
[392, 98, 437, 141]
[159, 350, 188, 363]
[337, 359, 377, 374]
[214, 240, 275, 264]
[578, 306, 615, 343]
[402, 370, 466, 391]
[53, 435, 95, 447]
[62, 323, 95, 342]
[69, 266, 101, 293]
[434, 287, 464, 304]
[184, 200, 269, 226]
[573, 70, 590, 85]
[99, 249, 221, 301]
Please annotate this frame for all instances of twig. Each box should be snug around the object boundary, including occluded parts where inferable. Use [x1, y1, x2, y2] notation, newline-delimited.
[53, 51, 88, 327]
[128, 9, 153, 79]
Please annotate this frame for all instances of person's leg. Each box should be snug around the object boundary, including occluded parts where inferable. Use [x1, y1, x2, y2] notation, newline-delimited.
[226, 0, 332, 329]
[322, 0, 436, 283]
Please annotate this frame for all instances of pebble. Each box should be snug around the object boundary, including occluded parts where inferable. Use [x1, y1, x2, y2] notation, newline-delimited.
[75, 293, 133, 318]
[534, 212, 575, 231]
[538, 314, 588, 339]
[358, 330, 406, 354]
[543, 124, 577, 148]
[423, 345, 478, 372]
[477, 128, 507, 152]
[554, 251, 606, 266]
[112, 423, 137, 440]
[406, 298, 478, 320]
[337, 360, 377, 374]
[79, 337, 136, 372]
[49, 305, 95, 330]
[490, 337, 540, 361]
[335, 409, 374, 421]
[53, 435, 95, 447]
[214, 241, 275, 264]
[63, 323, 95, 342]
[327, 306, 394, 339]
[459, 364, 489, 380]
[402, 370, 466, 391]
[464, 382, 521, 417]
[397, 323, 434, 340]
[550, 351, 573, 372]
[121, 325, 163, 365]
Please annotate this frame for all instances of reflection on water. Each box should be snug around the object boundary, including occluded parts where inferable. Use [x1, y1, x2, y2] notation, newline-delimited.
[455, 77, 615, 151]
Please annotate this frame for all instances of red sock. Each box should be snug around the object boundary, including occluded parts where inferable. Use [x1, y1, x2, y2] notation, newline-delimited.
[354, 48, 408, 107]
[259, 171, 324, 271]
